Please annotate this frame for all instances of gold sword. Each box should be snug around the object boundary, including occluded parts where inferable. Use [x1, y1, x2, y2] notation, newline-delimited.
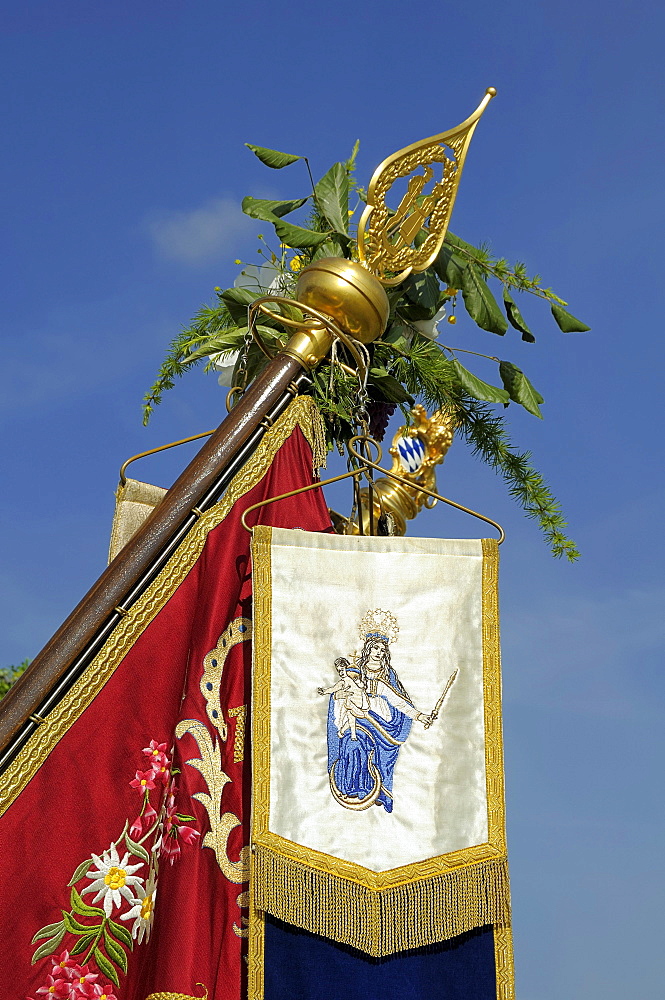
[423, 668, 459, 728]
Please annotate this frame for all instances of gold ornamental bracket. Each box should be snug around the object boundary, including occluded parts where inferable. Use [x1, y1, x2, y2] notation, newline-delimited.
[357, 88, 496, 285]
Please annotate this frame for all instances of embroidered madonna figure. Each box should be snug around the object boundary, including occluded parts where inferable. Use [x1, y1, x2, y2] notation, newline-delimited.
[318, 610, 443, 813]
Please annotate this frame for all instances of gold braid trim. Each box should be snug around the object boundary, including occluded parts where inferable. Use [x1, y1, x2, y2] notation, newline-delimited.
[145, 989, 207, 1000]
[0, 396, 325, 816]
[253, 845, 509, 957]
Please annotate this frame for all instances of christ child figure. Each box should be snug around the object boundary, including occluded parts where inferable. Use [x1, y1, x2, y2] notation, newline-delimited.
[318, 657, 370, 740]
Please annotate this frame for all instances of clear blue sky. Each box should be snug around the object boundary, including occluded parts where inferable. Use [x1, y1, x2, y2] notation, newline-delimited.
[1, 2, 663, 996]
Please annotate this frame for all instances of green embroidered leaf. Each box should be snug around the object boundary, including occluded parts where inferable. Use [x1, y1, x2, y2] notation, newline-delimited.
[94, 945, 120, 986]
[451, 358, 510, 404]
[503, 288, 535, 343]
[31, 926, 66, 964]
[550, 303, 591, 332]
[63, 910, 96, 935]
[241, 196, 309, 222]
[175, 812, 196, 823]
[68, 858, 93, 887]
[460, 265, 508, 336]
[70, 932, 97, 957]
[104, 927, 129, 972]
[32, 920, 65, 944]
[499, 361, 544, 418]
[70, 886, 105, 918]
[109, 918, 134, 949]
[314, 162, 350, 234]
[244, 144, 302, 169]
[124, 831, 150, 864]
[273, 219, 331, 249]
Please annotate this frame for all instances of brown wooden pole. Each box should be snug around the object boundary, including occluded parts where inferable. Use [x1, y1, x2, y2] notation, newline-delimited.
[0, 353, 304, 759]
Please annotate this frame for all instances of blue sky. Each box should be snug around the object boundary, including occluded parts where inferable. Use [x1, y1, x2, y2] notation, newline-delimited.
[1, 2, 663, 995]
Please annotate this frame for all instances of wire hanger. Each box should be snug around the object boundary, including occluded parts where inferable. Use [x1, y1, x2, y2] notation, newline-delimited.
[240, 433, 505, 543]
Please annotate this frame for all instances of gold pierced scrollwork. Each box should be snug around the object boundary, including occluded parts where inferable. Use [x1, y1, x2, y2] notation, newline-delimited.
[175, 719, 249, 884]
[357, 88, 496, 285]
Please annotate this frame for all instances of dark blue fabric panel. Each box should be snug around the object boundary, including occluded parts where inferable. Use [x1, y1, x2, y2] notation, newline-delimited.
[264, 915, 497, 1000]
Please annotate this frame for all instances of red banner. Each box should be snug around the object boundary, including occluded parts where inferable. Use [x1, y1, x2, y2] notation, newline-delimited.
[0, 410, 330, 1000]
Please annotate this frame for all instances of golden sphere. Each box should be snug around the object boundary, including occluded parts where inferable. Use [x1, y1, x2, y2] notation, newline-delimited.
[296, 258, 389, 344]
[448, 315, 457, 325]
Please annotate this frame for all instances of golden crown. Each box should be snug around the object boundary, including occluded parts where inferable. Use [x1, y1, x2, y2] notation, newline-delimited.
[358, 609, 399, 644]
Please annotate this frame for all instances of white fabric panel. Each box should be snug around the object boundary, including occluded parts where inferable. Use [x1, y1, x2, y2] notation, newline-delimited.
[266, 529, 488, 873]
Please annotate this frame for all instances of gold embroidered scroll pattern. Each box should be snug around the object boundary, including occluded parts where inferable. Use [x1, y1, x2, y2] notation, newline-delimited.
[0, 395, 324, 816]
[175, 719, 249, 885]
[145, 988, 208, 1000]
[200, 618, 251, 740]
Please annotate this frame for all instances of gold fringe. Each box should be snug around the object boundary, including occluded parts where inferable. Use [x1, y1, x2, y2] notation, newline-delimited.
[253, 845, 510, 958]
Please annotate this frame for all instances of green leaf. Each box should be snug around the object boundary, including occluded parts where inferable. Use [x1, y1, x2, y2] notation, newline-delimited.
[109, 919, 134, 950]
[460, 265, 508, 336]
[403, 269, 440, 313]
[550, 303, 590, 332]
[451, 358, 510, 404]
[499, 361, 544, 418]
[68, 858, 93, 887]
[433, 244, 467, 289]
[124, 830, 150, 864]
[104, 927, 129, 972]
[63, 909, 96, 935]
[245, 144, 302, 169]
[273, 219, 331, 249]
[219, 287, 258, 322]
[314, 162, 350, 234]
[70, 932, 97, 957]
[94, 945, 120, 986]
[382, 323, 411, 350]
[32, 920, 65, 944]
[186, 332, 244, 363]
[31, 926, 66, 964]
[503, 288, 535, 343]
[368, 369, 414, 405]
[70, 886, 105, 918]
[241, 196, 309, 222]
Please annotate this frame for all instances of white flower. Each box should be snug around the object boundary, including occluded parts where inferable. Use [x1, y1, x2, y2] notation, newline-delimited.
[120, 870, 158, 944]
[209, 349, 240, 388]
[80, 843, 145, 917]
[412, 304, 447, 340]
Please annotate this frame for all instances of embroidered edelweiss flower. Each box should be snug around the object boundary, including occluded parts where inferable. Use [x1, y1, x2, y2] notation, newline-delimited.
[80, 843, 145, 917]
[120, 870, 158, 944]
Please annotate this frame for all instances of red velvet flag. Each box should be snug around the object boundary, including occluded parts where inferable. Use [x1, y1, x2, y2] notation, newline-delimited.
[0, 401, 330, 1000]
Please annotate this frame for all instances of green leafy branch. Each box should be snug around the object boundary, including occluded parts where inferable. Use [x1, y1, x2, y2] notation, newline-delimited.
[142, 141, 589, 559]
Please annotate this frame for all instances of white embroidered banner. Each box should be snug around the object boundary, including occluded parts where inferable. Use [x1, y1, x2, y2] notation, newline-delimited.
[250, 526, 509, 957]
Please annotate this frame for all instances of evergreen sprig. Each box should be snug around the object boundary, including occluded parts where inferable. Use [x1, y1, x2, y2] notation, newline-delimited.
[143, 141, 589, 559]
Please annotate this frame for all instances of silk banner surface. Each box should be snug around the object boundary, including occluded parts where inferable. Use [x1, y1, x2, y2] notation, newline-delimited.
[249, 528, 512, 983]
[0, 397, 330, 1000]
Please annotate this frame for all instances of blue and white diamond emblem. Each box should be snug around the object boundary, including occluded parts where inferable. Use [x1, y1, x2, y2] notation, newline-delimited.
[396, 435, 425, 473]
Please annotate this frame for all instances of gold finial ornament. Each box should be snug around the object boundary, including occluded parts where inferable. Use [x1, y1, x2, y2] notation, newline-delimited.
[357, 88, 496, 286]
[338, 405, 456, 536]
[295, 257, 390, 345]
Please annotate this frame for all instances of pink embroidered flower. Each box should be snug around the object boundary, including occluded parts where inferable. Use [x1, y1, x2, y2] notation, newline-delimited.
[177, 823, 201, 846]
[35, 975, 71, 997]
[160, 835, 181, 864]
[129, 769, 157, 792]
[150, 760, 171, 784]
[68, 964, 99, 990]
[143, 800, 158, 822]
[129, 815, 143, 838]
[79, 984, 118, 1000]
[142, 740, 169, 767]
[50, 951, 80, 979]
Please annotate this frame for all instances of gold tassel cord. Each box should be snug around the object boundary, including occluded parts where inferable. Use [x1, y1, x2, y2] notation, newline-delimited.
[253, 846, 510, 958]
